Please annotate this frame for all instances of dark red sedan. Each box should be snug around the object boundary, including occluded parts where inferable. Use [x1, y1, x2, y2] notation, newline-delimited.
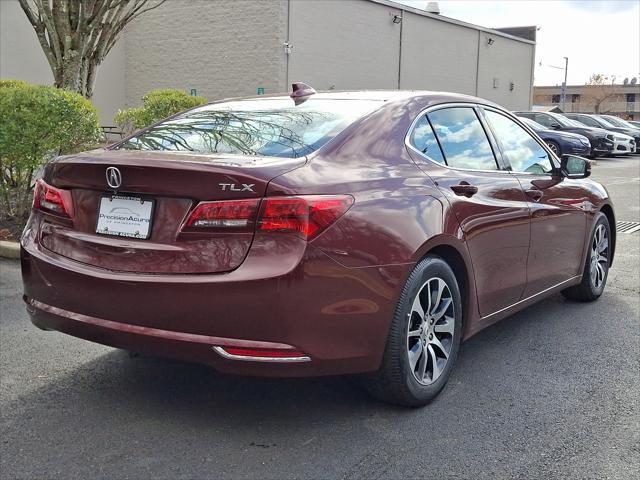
[21, 85, 615, 406]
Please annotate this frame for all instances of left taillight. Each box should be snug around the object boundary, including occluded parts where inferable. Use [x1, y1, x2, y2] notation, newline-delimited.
[33, 179, 73, 218]
[182, 198, 260, 231]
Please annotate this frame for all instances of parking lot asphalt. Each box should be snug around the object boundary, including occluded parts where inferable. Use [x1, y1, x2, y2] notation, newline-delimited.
[1, 155, 638, 480]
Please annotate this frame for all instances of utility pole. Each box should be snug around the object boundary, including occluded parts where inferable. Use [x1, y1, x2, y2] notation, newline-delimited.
[561, 56, 569, 112]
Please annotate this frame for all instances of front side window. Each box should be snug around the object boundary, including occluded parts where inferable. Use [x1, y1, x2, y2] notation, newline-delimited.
[485, 111, 553, 174]
[533, 114, 556, 128]
[575, 116, 598, 127]
[409, 116, 445, 164]
[427, 108, 498, 170]
[117, 98, 382, 158]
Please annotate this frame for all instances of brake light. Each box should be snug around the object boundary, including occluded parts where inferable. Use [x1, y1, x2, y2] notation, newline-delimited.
[184, 198, 260, 229]
[182, 195, 353, 240]
[33, 179, 73, 217]
[258, 195, 353, 240]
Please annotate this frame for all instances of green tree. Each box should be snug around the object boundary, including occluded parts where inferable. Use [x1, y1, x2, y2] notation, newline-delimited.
[115, 89, 208, 133]
[0, 82, 100, 218]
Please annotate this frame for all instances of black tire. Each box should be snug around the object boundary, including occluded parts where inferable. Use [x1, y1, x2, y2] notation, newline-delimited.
[546, 140, 561, 157]
[562, 212, 611, 302]
[363, 255, 463, 407]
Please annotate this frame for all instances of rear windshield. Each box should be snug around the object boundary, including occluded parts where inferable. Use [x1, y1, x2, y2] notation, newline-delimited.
[116, 98, 383, 158]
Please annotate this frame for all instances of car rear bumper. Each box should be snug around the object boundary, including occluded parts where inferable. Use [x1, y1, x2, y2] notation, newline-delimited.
[21, 218, 406, 377]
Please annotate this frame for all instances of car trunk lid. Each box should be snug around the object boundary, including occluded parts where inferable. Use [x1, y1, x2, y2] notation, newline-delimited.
[39, 149, 305, 274]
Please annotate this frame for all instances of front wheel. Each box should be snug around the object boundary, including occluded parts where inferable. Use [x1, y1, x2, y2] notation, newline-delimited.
[562, 213, 611, 302]
[363, 256, 463, 407]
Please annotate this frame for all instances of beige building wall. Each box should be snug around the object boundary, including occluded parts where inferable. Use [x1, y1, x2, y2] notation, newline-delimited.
[287, 0, 401, 90]
[399, 10, 479, 94]
[2, 0, 535, 123]
[476, 32, 535, 110]
[0, 0, 125, 124]
[124, 0, 288, 106]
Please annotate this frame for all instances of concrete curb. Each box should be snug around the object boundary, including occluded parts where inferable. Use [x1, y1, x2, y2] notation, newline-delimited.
[0, 241, 20, 259]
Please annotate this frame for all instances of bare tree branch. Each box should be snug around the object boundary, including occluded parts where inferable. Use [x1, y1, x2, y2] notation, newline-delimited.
[18, 0, 166, 99]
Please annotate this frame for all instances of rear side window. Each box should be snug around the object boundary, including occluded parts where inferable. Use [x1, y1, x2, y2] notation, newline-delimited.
[409, 116, 445, 164]
[428, 107, 498, 170]
[484, 111, 553, 174]
[117, 98, 382, 158]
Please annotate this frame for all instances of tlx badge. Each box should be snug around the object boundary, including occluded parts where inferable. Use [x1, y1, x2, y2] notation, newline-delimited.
[219, 183, 255, 192]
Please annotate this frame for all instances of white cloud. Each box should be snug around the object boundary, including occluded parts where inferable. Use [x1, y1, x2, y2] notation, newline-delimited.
[393, 0, 640, 86]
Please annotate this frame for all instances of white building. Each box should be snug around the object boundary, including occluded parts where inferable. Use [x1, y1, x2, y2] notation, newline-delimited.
[1, 0, 537, 123]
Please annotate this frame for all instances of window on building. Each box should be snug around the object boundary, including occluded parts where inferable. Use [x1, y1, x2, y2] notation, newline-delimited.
[551, 94, 561, 103]
[627, 93, 636, 103]
[409, 116, 445, 164]
[571, 94, 580, 103]
[428, 108, 498, 171]
[485, 111, 553, 174]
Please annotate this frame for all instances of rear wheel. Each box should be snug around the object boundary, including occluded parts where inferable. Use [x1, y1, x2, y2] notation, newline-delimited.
[546, 140, 561, 156]
[363, 256, 462, 407]
[562, 213, 611, 302]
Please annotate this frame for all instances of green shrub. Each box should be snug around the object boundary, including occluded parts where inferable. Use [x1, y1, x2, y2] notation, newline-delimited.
[0, 82, 100, 219]
[0, 79, 31, 89]
[115, 89, 207, 133]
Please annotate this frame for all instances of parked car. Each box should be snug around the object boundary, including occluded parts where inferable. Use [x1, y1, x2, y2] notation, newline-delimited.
[597, 115, 640, 153]
[518, 116, 591, 156]
[514, 111, 614, 158]
[22, 86, 616, 407]
[564, 113, 638, 154]
[628, 120, 640, 128]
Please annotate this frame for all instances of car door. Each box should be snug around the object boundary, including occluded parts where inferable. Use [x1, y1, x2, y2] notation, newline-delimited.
[407, 105, 531, 317]
[482, 108, 587, 297]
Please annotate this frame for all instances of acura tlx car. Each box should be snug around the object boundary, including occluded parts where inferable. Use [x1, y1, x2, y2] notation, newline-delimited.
[21, 84, 616, 406]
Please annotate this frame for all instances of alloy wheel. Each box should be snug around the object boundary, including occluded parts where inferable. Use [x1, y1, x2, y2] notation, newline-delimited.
[590, 224, 609, 289]
[546, 141, 559, 155]
[406, 277, 455, 385]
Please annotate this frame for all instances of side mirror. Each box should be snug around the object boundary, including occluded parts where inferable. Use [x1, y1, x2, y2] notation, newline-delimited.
[560, 155, 591, 179]
[550, 123, 561, 130]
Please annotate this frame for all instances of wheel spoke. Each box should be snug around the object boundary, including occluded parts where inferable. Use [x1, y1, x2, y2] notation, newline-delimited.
[598, 254, 607, 264]
[596, 263, 605, 286]
[408, 328, 422, 338]
[430, 279, 445, 315]
[417, 347, 428, 380]
[432, 297, 452, 320]
[411, 295, 425, 320]
[428, 345, 440, 381]
[408, 343, 423, 371]
[597, 237, 608, 253]
[434, 316, 455, 336]
[430, 335, 449, 359]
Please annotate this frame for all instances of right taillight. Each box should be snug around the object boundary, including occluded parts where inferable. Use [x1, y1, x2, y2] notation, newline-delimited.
[258, 195, 354, 240]
[33, 179, 73, 217]
[182, 195, 353, 240]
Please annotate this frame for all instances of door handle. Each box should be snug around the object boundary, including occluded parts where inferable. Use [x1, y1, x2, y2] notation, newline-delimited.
[450, 182, 478, 197]
[525, 189, 544, 201]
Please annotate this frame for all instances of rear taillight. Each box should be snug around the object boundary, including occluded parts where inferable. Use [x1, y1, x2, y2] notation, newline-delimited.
[33, 179, 73, 217]
[258, 195, 353, 240]
[183, 195, 353, 240]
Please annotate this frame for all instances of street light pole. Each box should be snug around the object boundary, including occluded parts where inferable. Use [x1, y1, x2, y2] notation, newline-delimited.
[561, 56, 569, 112]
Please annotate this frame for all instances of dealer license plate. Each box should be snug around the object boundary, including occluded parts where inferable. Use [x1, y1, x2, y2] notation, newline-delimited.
[96, 195, 154, 239]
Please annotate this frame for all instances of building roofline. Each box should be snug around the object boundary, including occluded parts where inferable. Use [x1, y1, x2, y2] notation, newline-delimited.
[535, 84, 640, 89]
[373, 0, 536, 45]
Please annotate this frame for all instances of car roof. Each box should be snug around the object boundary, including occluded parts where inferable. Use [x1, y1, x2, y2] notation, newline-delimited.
[209, 89, 502, 108]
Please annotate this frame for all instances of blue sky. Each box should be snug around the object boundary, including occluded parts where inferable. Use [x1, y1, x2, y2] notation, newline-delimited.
[395, 0, 640, 86]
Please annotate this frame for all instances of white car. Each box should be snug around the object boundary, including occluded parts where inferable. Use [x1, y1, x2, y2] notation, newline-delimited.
[610, 132, 635, 155]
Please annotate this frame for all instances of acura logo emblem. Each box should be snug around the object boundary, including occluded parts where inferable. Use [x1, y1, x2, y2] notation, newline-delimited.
[106, 167, 122, 190]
